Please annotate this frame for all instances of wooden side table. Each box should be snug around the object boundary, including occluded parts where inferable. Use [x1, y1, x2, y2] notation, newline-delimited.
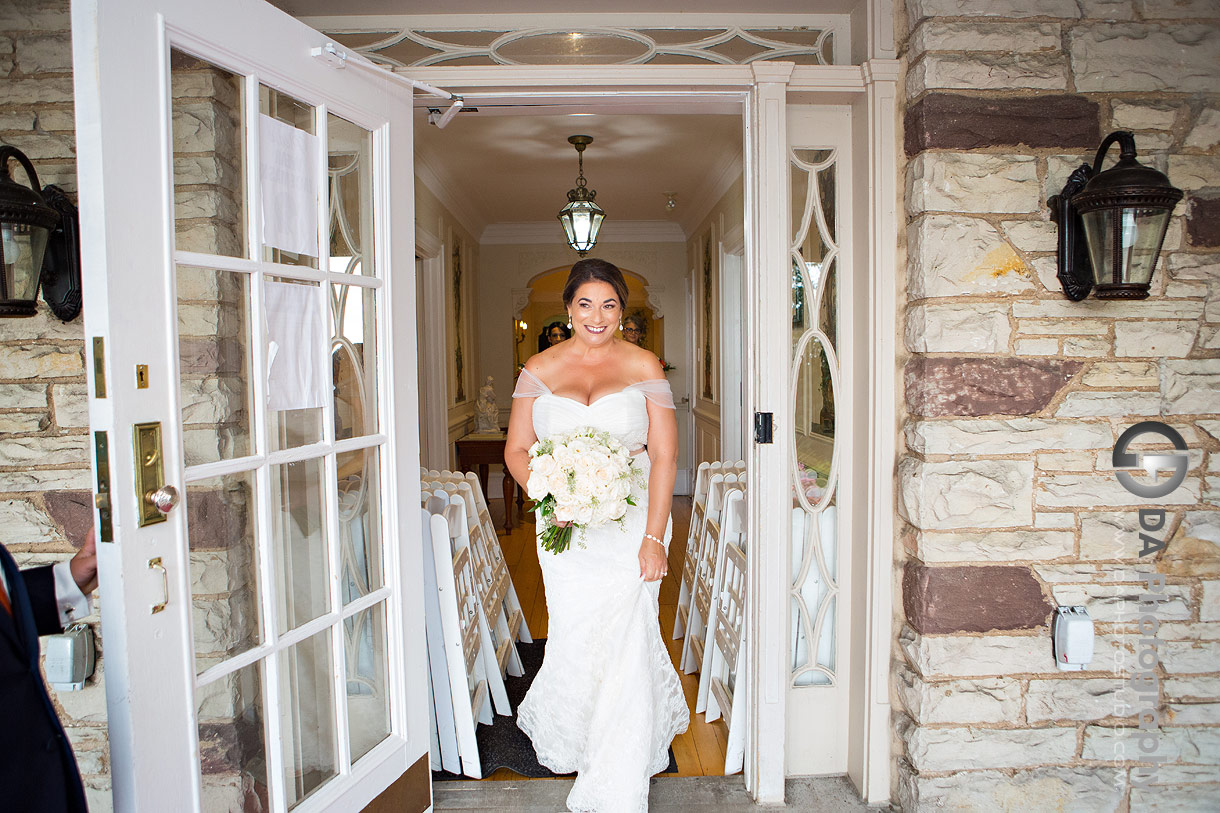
[453, 432, 523, 533]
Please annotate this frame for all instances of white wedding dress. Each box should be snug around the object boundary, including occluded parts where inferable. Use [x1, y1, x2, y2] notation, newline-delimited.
[512, 368, 689, 813]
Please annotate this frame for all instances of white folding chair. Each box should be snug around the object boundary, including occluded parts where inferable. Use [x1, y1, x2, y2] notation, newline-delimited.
[423, 468, 533, 645]
[423, 502, 492, 778]
[680, 474, 741, 673]
[694, 486, 744, 712]
[675, 463, 721, 640]
[705, 492, 748, 775]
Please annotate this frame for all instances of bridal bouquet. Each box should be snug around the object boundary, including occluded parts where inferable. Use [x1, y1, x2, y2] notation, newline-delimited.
[527, 428, 641, 554]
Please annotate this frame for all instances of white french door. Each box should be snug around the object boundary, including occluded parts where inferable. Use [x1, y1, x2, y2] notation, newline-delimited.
[73, 0, 427, 810]
[784, 106, 854, 776]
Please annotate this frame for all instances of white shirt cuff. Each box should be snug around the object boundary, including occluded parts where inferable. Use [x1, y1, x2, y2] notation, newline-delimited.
[51, 560, 93, 628]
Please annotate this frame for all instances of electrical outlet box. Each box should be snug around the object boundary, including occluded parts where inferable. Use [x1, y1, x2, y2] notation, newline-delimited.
[1053, 605, 1093, 672]
[45, 623, 95, 691]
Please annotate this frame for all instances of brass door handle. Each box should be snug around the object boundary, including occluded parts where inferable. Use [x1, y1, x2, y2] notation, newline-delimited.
[148, 557, 168, 615]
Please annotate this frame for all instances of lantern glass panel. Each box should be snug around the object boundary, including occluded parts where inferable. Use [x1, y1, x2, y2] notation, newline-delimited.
[559, 200, 603, 252]
[0, 221, 50, 302]
[1082, 206, 1171, 287]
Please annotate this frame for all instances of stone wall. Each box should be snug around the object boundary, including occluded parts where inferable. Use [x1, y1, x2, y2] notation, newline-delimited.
[897, 1, 1220, 810]
[0, 1, 110, 810]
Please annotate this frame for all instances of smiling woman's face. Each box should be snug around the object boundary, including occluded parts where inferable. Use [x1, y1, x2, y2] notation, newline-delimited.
[568, 281, 622, 347]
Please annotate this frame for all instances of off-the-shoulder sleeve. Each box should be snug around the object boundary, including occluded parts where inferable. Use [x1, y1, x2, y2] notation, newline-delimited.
[628, 378, 675, 409]
[512, 367, 552, 399]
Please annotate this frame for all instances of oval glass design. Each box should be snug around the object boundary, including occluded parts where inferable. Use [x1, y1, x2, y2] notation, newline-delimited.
[495, 31, 652, 64]
[791, 330, 838, 514]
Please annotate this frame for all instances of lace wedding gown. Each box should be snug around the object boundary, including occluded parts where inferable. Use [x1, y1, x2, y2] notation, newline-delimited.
[512, 368, 689, 813]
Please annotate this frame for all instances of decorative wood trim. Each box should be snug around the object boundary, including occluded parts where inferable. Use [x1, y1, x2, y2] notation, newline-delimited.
[856, 56, 898, 807]
[744, 58, 793, 804]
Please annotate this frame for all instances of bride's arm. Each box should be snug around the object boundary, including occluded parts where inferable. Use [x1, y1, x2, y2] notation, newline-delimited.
[640, 390, 678, 581]
[504, 394, 537, 488]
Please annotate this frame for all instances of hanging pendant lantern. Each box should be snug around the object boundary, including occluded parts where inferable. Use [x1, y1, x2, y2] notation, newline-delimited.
[557, 135, 605, 256]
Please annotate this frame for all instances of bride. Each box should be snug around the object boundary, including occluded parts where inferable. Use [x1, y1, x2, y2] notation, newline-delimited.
[504, 258, 689, 812]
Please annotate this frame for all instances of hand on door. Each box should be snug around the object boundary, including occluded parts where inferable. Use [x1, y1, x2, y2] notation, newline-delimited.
[69, 528, 98, 595]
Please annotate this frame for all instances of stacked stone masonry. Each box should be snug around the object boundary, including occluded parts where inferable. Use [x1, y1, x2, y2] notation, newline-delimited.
[898, 1, 1220, 810]
[0, 1, 110, 810]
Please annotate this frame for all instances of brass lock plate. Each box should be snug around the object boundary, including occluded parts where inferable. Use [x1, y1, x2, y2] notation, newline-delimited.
[133, 422, 166, 527]
[93, 431, 113, 543]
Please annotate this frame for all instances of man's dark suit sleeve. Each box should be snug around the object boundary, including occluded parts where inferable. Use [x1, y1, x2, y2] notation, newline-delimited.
[21, 564, 66, 636]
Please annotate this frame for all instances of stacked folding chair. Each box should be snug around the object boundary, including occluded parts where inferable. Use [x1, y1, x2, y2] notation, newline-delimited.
[674, 460, 745, 640]
[703, 489, 747, 774]
[678, 463, 745, 674]
[420, 493, 495, 778]
[424, 477, 525, 681]
[423, 468, 533, 648]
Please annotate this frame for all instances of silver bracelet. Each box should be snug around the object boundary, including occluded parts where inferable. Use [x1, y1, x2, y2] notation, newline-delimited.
[643, 532, 663, 545]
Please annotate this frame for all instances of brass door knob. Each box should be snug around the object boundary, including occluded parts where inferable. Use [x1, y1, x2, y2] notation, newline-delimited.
[145, 484, 180, 514]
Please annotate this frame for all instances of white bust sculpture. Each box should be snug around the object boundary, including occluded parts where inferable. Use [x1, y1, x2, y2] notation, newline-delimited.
[474, 376, 500, 433]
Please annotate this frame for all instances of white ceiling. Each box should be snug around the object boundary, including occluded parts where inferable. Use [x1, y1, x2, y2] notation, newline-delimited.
[414, 107, 742, 241]
[269, 1, 757, 242]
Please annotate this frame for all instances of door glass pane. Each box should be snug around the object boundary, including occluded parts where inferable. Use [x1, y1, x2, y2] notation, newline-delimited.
[280, 631, 337, 808]
[259, 85, 319, 268]
[179, 266, 254, 466]
[331, 284, 378, 440]
[338, 448, 384, 604]
[198, 663, 269, 812]
[171, 50, 247, 258]
[271, 458, 330, 633]
[345, 601, 391, 762]
[189, 471, 261, 673]
[266, 277, 325, 451]
[789, 145, 840, 689]
[328, 114, 374, 278]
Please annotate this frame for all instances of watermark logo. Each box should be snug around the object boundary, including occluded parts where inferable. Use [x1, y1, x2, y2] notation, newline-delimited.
[1109, 420, 1190, 787]
[1113, 421, 1188, 500]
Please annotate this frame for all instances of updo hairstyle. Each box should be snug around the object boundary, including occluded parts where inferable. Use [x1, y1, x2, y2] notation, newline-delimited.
[562, 258, 629, 310]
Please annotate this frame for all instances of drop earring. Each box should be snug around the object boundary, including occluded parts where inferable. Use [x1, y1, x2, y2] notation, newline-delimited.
[617, 321, 623, 331]
[566, 316, 572, 329]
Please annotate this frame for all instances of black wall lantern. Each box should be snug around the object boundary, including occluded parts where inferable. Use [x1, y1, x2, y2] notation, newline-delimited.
[1049, 131, 1182, 301]
[0, 145, 81, 320]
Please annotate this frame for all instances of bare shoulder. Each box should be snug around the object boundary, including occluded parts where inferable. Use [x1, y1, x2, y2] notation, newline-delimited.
[524, 343, 566, 380]
[621, 342, 665, 380]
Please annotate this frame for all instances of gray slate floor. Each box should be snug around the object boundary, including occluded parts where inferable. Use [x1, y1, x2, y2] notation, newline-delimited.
[433, 775, 883, 811]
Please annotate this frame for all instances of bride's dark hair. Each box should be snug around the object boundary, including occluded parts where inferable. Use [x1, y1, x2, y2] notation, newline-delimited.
[562, 258, 628, 310]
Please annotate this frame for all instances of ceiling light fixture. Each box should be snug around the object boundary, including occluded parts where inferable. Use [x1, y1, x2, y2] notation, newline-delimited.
[664, 192, 677, 212]
[557, 135, 605, 256]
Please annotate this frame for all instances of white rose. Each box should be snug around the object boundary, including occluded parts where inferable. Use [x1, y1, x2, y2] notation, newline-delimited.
[548, 471, 569, 496]
[526, 471, 551, 500]
[531, 453, 558, 478]
[574, 502, 595, 525]
[554, 502, 576, 522]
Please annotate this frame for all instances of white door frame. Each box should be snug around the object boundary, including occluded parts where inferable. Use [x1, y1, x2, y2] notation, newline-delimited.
[73, 0, 429, 808]
[718, 228, 746, 463]
[401, 59, 898, 805]
[415, 225, 449, 470]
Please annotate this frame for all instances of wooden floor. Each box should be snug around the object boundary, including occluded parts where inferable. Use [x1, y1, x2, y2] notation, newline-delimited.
[483, 495, 728, 780]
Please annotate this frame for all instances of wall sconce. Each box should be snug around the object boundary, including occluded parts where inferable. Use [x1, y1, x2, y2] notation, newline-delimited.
[0, 145, 81, 320]
[1048, 131, 1182, 301]
[513, 319, 528, 343]
[557, 135, 605, 256]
